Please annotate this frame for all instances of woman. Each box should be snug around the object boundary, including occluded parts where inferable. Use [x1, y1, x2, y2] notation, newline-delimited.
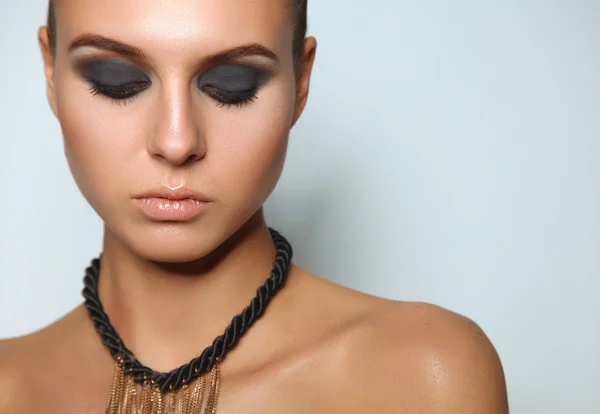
[0, 0, 509, 412]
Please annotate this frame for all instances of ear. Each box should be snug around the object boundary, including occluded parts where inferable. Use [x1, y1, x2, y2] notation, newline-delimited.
[291, 36, 317, 127]
[38, 26, 58, 117]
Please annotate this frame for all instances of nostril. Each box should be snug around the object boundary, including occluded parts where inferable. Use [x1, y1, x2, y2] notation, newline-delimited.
[186, 152, 204, 163]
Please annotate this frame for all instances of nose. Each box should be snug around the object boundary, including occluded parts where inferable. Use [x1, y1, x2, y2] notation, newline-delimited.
[147, 83, 206, 166]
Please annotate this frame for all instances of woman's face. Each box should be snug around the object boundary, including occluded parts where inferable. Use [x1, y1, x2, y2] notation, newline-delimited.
[40, 0, 314, 262]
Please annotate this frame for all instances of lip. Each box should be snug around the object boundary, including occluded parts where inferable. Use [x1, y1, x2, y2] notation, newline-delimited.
[133, 187, 212, 221]
[134, 187, 212, 202]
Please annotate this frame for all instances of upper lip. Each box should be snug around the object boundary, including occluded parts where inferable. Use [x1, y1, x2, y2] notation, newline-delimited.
[134, 187, 211, 202]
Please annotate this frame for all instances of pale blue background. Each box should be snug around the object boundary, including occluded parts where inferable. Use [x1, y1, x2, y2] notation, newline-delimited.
[1, 1, 599, 413]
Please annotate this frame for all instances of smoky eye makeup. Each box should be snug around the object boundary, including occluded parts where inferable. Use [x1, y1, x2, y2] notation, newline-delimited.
[74, 56, 274, 107]
[75, 58, 151, 101]
[197, 63, 273, 106]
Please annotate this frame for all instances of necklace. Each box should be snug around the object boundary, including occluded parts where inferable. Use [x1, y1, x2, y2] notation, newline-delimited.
[82, 228, 292, 414]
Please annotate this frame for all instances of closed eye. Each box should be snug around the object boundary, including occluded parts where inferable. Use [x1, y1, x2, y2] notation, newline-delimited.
[197, 63, 271, 107]
[89, 81, 150, 101]
[76, 57, 152, 104]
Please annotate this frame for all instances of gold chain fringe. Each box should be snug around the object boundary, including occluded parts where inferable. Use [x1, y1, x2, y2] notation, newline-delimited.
[105, 359, 221, 414]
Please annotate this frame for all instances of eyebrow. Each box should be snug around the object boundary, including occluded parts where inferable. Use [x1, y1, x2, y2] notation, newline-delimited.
[68, 34, 279, 65]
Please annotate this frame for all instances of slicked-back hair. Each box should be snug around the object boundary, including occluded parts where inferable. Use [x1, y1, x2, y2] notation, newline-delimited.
[46, 0, 308, 67]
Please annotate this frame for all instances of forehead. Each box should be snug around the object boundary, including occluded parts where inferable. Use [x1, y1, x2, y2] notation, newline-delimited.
[55, 0, 293, 59]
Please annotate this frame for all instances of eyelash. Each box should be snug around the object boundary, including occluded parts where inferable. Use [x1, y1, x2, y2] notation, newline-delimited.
[89, 81, 147, 106]
[203, 86, 258, 108]
[88, 81, 258, 108]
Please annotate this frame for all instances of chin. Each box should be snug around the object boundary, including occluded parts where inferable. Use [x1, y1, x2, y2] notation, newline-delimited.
[120, 223, 224, 264]
[138, 245, 208, 264]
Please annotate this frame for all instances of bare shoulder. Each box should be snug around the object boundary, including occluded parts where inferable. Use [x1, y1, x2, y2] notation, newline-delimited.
[0, 333, 49, 411]
[287, 271, 508, 412]
[346, 300, 509, 413]
[0, 306, 104, 413]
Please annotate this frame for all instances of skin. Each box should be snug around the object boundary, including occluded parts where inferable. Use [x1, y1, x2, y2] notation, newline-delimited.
[0, 0, 509, 412]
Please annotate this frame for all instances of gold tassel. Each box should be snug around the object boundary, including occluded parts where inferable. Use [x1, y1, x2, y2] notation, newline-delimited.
[122, 375, 137, 414]
[151, 383, 163, 414]
[139, 380, 153, 414]
[164, 392, 177, 414]
[177, 384, 190, 414]
[188, 375, 206, 412]
[204, 364, 221, 414]
[106, 358, 126, 414]
[104, 360, 221, 414]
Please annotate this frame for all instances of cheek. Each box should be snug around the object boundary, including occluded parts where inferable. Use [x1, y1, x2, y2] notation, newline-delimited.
[54, 75, 147, 213]
[204, 78, 295, 207]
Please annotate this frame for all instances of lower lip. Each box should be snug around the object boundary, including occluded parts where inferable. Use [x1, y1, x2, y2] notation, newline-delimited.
[134, 198, 209, 221]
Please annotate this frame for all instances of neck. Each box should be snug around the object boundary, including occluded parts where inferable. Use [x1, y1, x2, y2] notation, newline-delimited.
[96, 209, 278, 372]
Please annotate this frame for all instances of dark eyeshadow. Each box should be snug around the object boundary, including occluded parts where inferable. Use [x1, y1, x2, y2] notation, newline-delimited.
[77, 58, 150, 86]
[198, 64, 268, 92]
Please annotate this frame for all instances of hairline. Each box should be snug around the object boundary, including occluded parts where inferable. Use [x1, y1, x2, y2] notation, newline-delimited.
[46, 0, 307, 66]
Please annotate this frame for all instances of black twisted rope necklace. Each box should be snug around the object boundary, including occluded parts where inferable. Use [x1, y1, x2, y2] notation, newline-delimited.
[82, 227, 292, 394]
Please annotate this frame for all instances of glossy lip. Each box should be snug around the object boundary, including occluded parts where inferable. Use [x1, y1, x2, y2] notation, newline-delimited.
[133, 187, 212, 202]
[133, 187, 212, 221]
